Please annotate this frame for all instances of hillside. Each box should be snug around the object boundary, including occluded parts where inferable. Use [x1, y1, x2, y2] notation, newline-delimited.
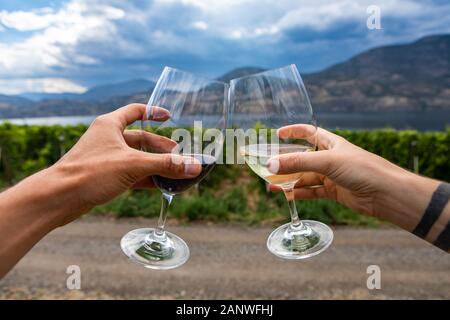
[0, 34, 449, 118]
[0, 79, 155, 118]
[304, 34, 450, 112]
[79, 78, 154, 101]
[217, 67, 266, 83]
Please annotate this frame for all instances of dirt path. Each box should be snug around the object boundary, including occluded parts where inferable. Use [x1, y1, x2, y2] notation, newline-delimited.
[1, 216, 449, 299]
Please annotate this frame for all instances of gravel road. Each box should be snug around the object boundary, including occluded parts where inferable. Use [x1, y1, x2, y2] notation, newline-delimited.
[1, 216, 449, 299]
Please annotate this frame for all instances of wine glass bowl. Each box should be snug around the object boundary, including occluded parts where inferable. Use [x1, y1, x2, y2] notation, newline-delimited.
[120, 67, 229, 269]
[231, 64, 333, 259]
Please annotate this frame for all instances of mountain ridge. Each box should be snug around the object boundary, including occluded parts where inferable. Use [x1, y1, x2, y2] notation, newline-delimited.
[16, 78, 155, 102]
[0, 34, 449, 118]
[303, 34, 450, 112]
[217, 67, 267, 83]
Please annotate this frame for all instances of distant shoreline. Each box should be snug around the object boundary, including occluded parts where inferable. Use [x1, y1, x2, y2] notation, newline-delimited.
[1, 111, 449, 131]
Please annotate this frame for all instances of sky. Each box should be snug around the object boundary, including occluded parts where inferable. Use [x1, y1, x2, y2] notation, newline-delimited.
[0, 0, 449, 95]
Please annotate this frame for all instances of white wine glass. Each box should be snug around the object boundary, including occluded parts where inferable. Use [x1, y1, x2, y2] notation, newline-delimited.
[121, 67, 229, 269]
[230, 64, 333, 259]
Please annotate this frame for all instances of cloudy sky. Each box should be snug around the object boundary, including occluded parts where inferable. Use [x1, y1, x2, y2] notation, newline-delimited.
[0, 0, 449, 94]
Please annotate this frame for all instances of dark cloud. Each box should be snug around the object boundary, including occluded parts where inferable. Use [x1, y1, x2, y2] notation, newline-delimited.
[0, 0, 449, 93]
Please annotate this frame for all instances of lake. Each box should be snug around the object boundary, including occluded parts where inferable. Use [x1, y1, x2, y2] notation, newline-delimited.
[316, 111, 450, 131]
[1, 111, 449, 131]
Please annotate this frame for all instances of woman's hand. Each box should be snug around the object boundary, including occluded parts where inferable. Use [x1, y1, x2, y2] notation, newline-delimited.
[267, 125, 439, 231]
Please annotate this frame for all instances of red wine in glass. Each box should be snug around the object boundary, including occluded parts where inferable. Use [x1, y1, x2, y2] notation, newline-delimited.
[152, 154, 216, 194]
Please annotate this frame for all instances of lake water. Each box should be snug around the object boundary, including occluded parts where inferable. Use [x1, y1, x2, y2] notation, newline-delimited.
[0, 115, 97, 126]
[1, 111, 449, 131]
[315, 111, 450, 131]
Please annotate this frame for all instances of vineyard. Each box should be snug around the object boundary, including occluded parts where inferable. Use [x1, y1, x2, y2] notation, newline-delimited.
[1, 123, 449, 225]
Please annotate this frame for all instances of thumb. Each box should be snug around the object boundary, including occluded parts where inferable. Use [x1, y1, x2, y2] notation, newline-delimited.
[129, 150, 202, 180]
[268, 150, 336, 176]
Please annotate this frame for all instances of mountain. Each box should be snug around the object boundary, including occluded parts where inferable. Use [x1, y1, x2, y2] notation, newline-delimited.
[0, 79, 155, 118]
[0, 94, 32, 114]
[312, 35, 449, 81]
[78, 78, 155, 101]
[18, 92, 80, 101]
[217, 67, 266, 83]
[18, 78, 155, 102]
[217, 36, 449, 112]
[0, 34, 449, 118]
[303, 34, 450, 112]
[0, 94, 31, 106]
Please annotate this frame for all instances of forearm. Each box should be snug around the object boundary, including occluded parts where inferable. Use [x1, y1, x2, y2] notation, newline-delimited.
[376, 166, 450, 251]
[0, 165, 83, 278]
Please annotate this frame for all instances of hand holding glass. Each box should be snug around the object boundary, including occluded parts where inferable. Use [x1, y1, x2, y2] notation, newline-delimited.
[231, 64, 333, 259]
[120, 67, 229, 269]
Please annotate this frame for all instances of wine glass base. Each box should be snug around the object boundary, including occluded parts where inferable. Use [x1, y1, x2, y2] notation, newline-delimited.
[120, 228, 190, 270]
[267, 220, 333, 259]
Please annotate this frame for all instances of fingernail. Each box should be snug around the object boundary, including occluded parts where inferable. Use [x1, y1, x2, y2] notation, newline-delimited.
[152, 108, 169, 120]
[184, 163, 200, 176]
[267, 159, 279, 174]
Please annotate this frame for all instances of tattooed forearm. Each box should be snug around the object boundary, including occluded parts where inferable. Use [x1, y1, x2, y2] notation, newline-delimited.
[413, 183, 450, 251]
[433, 220, 450, 251]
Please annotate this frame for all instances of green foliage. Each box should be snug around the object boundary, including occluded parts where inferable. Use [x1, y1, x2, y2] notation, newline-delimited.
[0, 123, 86, 182]
[172, 191, 229, 221]
[1, 124, 449, 225]
[336, 129, 450, 181]
[93, 189, 162, 218]
[223, 187, 247, 213]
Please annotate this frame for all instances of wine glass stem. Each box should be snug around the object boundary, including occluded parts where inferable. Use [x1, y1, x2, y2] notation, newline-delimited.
[283, 188, 304, 229]
[155, 192, 173, 237]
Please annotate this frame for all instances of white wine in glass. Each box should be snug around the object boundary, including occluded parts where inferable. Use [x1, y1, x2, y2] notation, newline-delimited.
[231, 64, 333, 259]
[240, 144, 313, 190]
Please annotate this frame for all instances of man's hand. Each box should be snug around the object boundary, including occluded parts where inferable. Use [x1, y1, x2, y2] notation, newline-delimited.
[0, 103, 203, 277]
